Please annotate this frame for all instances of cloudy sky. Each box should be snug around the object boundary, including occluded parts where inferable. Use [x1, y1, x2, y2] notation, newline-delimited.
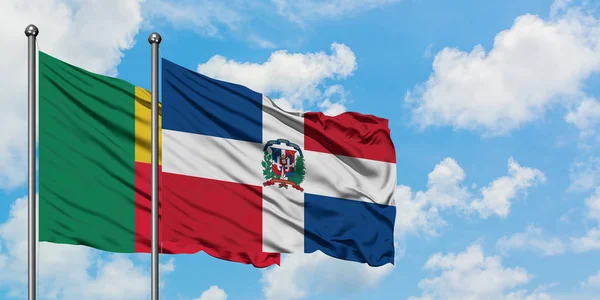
[1, 0, 600, 299]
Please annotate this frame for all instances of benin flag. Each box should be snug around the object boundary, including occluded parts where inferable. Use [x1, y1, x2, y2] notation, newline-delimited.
[38, 52, 279, 267]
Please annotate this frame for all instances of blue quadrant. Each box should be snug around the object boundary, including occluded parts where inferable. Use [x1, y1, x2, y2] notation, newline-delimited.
[304, 193, 396, 266]
[161, 58, 263, 143]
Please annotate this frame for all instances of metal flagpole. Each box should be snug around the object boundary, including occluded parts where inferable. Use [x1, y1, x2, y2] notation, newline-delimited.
[25, 24, 39, 300]
[148, 32, 162, 300]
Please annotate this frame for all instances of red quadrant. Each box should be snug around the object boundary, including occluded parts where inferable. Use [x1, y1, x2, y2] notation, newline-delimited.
[133, 162, 280, 267]
[304, 112, 396, 163]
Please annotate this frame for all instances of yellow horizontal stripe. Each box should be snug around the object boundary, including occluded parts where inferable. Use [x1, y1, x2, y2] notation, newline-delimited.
[134, 86, 162, 165]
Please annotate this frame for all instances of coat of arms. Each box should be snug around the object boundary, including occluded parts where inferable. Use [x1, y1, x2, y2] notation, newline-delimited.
[262, 139, 306, 192]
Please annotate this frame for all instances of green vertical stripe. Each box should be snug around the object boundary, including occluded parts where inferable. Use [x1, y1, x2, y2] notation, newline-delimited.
[39, 52, 137, 252]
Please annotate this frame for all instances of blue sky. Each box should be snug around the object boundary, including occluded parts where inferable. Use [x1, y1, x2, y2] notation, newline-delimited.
[1, 0, 600, 299]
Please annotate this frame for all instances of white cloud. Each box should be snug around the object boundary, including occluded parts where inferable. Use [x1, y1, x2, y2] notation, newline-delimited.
[550, 0, 574, 17]
[395, 157, 545, 238]
[394, 158, 468, 238]
[569, 184, 600, 253]
[571, 228, 600, 253]
[143, 0, 244, 37]
[194, 285, 228, 300]
[409, 243, 549, 300]
[565, 97, 600, 137]
[248, 35, 277, 49]
[317, 99, 347, 116]
[143, 0, 401, 37]
[272, 98, 302, 113]
[405, 5, 600, 135]
[394, 185, 444, 238]
[0, 0, 144, 189]
[260, 251, 394, 300]
[468, 158, 546, 218]
[569, 157, 600, 192]
[67, 255, 150, 300]
[504, 289, 553, 300]
[272, 0, 401, 24]
[143, 0, 399, 46]
[496, 225, 566, 256]
[160, 257, 176, 273]
[423, 44, 434, 58]
[585, 188, 600, 222]
[197, 43, 356, 112]
[316, 85, 348, 116]
[581, 270, 600, 289]
[0, 196, 174, 299]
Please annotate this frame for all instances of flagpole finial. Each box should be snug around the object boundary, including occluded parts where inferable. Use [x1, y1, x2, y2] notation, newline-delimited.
[148, 32, 162, 44]
[24, 24, 39, 37]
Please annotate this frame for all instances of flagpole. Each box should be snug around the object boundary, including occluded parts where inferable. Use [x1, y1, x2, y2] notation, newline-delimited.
[148, 32, 162, 300]
[25, 24, 39, 300]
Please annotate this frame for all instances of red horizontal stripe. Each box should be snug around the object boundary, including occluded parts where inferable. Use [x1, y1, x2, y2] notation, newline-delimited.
[304, 112, 396, 163]
[134, 162, 280, 268]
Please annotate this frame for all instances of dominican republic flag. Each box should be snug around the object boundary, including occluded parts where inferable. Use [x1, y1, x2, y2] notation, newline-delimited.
[159, 58, 397, 267]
